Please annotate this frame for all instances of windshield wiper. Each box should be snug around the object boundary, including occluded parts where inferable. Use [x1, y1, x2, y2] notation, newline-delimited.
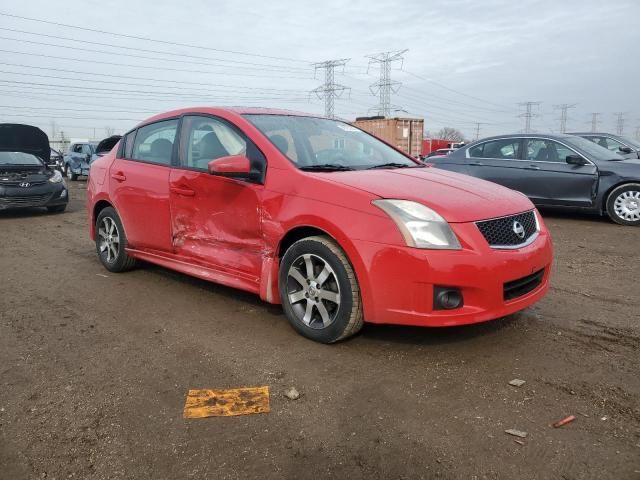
[366, 162, 420, 170]
[300, 164, 354, 171]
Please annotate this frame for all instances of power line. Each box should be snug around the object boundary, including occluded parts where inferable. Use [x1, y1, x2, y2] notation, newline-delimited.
[0, 28, 313, 73]
[553, 103, 576, 133]
[0, 36, 314, 79]
[402, 69, 517, 111]
[311, 59, 351, 119]
[0, 71, 312, 97]
[0, 11, 310, 63]
[366, 50, 407, 117]
[0, 62, 311, 92]
[518, 102, 541, 133]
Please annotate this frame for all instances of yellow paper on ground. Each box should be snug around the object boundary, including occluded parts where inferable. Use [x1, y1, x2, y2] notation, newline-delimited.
[183, 386, 270, 418]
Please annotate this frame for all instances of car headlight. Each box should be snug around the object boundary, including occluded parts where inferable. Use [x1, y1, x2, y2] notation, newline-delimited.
[372, 199, 461, 250]
[48, 170, 63, 183]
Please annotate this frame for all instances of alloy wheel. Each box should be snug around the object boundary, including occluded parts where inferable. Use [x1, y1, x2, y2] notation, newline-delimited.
[286, 253, 341, 329]
[98, 217, 120, 263]
[613, 190, 640, 222]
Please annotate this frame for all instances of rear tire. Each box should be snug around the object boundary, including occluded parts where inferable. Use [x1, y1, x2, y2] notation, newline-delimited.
[95, 207, 138, 272]
[279, 236, 363, 343]
[606, 183, 640, 226]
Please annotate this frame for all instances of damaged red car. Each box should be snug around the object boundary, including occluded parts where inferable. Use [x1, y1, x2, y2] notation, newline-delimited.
[88, 108, 552, 343]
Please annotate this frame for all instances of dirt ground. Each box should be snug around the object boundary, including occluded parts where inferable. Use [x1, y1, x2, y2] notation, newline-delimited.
[1, 181, 638, 480]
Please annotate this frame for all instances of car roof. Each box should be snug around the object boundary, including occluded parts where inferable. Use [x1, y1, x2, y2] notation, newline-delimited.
[138, 107, 324, 127]
[472, 133, 577, 142]
[566, 132, 617, 136]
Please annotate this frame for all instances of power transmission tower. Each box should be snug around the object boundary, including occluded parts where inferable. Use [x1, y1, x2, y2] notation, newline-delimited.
[473, 122, 486, 140]
[614, 112, 626, 135]
[366, 49, 408, 117]
[553, 103, 576, 133]
[310, 59, 350, 119]
[518, 102, 541, 133]
[588, 112, 601, 132]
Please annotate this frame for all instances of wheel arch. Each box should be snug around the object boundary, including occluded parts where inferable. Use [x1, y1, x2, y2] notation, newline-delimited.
[602, 181, 640, 212]
[90, 199, 114, 239]
[260, 223, 371, 318]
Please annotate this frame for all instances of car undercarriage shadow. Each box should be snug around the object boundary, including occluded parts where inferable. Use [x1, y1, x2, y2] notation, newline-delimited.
[354, 313, 526, 346]
[137, 261, 530, 346]
[536, 206, 610, 224]
[0, 207, 51, 219]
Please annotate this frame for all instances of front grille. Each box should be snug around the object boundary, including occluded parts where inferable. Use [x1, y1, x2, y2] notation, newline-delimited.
[476, 210, 538, 248]
[0, 180, 47, 187]
[504, 269, 545, 301]
[0, 193, 53, 207]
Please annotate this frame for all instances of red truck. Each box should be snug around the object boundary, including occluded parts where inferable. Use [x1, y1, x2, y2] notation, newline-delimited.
[422, 139, 465, 155]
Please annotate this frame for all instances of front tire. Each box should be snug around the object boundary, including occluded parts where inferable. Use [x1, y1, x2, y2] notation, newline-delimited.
[279, 236, 363, 343]
[65, 165, 78, 181]
[606, 184, 640, 226]
[95, 207, 138, 272]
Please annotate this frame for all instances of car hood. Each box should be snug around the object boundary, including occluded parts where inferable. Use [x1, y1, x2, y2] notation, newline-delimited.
[319, 167, 534, 223]
[0, 123, 50, 160]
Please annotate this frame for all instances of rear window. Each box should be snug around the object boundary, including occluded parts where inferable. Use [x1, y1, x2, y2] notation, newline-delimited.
[131, 120, 178, 165]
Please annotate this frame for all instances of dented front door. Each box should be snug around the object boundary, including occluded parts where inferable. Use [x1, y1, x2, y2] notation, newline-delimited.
[169, 114, 264, 281]
[168, 169, 263, 279]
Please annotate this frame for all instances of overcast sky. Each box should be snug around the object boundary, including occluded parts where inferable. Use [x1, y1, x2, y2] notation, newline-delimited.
[0, 0, 638, 141]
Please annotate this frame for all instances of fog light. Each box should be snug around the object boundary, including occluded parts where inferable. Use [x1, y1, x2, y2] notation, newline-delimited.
[433, 286, 463, 310]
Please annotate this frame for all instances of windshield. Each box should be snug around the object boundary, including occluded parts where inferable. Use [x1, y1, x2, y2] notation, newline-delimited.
[245, 115, 420, 170]
[619, 136, 640, 149]
[564, 136, 623, 161]
[0, 151, 43, 166]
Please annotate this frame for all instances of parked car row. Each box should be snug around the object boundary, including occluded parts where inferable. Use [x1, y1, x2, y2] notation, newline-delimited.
[62, 135, 122, 180]
[428, 133, 640, 226]
[3, 111, 638, 345]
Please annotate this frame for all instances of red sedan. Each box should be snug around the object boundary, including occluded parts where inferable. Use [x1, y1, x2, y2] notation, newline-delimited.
[87, 108, 552, 343]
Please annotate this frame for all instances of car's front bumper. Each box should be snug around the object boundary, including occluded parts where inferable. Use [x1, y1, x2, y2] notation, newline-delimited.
[354, 222, 553, 327]
[0, 182, 68, 210]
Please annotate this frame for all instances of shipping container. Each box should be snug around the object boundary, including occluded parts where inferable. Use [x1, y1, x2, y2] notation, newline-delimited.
[352, 116, 424, 157]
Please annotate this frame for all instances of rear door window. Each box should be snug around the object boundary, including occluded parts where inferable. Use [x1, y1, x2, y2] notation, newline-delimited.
[470, 139, 521, 159]
[131, 119, 179, 165]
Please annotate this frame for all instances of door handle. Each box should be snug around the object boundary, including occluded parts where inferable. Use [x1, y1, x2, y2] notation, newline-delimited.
[170, 186, 196, 197]
[524, 165, 540, 170]
[111, 172, 126, 181]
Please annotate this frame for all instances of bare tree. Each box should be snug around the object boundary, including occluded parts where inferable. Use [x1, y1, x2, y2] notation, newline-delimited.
[104, 126, 115, 137]
[435, 127, 466, 142]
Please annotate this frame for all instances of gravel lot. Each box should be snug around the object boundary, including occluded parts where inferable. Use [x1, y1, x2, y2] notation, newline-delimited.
[1, 181, 639, 479]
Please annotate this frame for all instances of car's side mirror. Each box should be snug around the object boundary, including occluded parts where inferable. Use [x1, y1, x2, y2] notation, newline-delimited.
[208, 154, 251, 178]
[619, 146, 632, 154]
[566, 154, 586, 166]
